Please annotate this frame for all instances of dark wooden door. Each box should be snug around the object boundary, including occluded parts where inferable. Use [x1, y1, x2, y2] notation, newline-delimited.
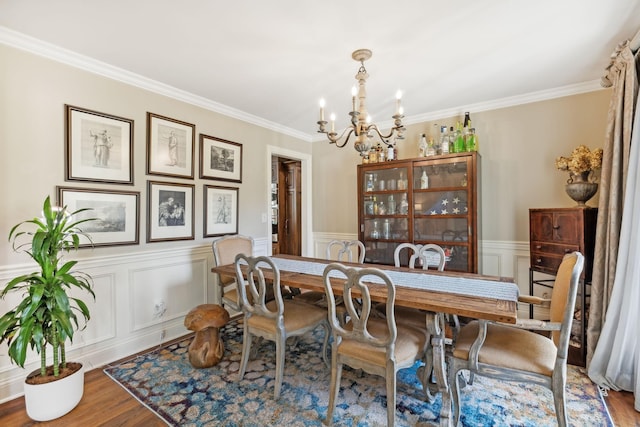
[278, 159, 301, 255]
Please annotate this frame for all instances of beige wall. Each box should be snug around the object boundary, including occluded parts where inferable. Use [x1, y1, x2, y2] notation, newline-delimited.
[0, 44, 310, 265]
[312, 90, 611, 242]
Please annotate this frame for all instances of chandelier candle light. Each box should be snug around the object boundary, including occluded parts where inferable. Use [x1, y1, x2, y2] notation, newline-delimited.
[317, 49, 406, 157]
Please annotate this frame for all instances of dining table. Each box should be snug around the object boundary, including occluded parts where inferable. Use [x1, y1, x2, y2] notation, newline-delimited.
[212, 253, 519, 427]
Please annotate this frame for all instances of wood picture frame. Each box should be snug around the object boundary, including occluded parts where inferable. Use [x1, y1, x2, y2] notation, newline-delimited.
[65, 105, 134, 184]
[56, 186, 140, 247]
[147, 180, 195, 242]
[146, 112, 195, 179]
[204, 185, 239, 237]
[199, 134, 243, 182]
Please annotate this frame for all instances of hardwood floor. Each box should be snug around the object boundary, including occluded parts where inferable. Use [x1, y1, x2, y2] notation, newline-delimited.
[0, 365, 637, 425]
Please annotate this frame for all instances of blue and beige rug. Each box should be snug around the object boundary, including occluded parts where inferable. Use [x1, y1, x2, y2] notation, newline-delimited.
[104, 321, 612, 426]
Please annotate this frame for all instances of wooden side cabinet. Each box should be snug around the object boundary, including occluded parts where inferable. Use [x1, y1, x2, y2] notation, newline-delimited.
[529, 207, 597, 366]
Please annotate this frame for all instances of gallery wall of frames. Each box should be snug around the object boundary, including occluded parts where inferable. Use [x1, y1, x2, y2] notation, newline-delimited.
[63, 105, 243, 246]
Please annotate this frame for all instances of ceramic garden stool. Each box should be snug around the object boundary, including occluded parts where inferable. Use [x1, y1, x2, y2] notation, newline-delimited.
[184, 304, 230, 368]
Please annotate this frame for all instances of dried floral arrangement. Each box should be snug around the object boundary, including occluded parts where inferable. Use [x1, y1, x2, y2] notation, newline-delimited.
[555, 145, 603, 175]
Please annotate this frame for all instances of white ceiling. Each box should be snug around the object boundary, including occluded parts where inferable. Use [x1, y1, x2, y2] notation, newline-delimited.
[1, 0, 640, 141]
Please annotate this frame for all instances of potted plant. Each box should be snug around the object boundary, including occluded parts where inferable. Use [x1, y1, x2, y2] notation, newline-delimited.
[0, 196, 95, 421]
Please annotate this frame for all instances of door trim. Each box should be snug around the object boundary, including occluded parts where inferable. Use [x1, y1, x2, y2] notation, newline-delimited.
[266, 146, 313, 256]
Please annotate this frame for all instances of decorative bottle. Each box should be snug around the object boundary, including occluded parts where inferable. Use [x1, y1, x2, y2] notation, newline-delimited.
[399, 193, 409, 214]
[418, 134, 428, 157]
[420, 170, 429, 189]
[382, 219, 391, 239]
[453, 122, 465, 153]
[440, 126, 450, 155]
[387, 143, 395, 161]
[397, 171, 406, 190]
[371, 220, 380, 239]
[388, 194, 396, 214]
[467, 128, 479, 152]
[426, 136, 436, 157]
[366, 174, 374, 192]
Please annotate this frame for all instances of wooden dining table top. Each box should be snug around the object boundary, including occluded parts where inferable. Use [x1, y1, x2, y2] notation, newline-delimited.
[212, 254, 518, 324]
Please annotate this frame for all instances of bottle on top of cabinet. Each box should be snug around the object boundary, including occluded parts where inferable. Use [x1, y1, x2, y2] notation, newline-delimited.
[418, 134, 428, 157]
[426, 136, 436, 156]
[467, 128, 479, 152]
[440, 126, 450, 155]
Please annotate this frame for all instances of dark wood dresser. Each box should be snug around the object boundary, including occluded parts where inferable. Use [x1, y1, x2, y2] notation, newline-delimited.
[529, 207, 598, 366]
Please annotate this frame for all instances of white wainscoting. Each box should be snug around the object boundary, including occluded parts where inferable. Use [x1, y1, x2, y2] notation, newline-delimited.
[0, 244, 218, 403]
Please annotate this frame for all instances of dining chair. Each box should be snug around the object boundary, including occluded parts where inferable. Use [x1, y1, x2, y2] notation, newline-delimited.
[322, 263, 428, 427]
[212, 234, 254, 314]
[295, 239, 366, 306]
[234, 254, 329, 399]
[448, 252, 584, 427]
[378, 244, 457, 339]
[326, 239, 366, 263]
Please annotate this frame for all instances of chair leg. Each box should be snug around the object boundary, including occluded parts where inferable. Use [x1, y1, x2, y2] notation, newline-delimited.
[274, 332, 286, 399]
[552, 369, 568, 427]
[238, 328, 252, 380]
[324, 354, 342, 426]
[449, 368, 464, 427]
[386, 369, 396, 427]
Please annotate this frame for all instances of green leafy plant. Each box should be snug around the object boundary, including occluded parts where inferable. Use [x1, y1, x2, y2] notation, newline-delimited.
[0, 196, 95, 379]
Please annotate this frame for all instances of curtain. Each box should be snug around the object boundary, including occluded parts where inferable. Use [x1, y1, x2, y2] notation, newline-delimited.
[587, 39, 640, 411]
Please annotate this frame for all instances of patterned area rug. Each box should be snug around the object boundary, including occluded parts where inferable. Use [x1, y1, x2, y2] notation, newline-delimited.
[104, 321, 612, 426]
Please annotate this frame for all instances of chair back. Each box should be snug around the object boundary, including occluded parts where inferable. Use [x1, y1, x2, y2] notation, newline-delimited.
[417, 244, 447, 271]
[326, 240, 366, 263]
[234, 254, 284, 321]
[550, 252, 584, 349]
[323, 263, 397, 350]
[212, 234, 254, 285]
[394, 242, 446, 270]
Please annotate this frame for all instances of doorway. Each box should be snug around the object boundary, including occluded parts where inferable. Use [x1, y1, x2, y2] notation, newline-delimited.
[266, 146, 312, 256]
[271, 156, 302, 255]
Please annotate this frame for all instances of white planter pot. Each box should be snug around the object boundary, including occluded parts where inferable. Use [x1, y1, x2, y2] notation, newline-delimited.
[23, 363, 84, 421]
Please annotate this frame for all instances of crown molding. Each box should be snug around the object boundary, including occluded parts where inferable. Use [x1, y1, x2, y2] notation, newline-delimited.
[2, 26, 605, 145]
[0, 26, 312, 142]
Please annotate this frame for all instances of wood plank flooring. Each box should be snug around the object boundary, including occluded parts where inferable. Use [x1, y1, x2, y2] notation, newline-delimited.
[0, 365, 637, 425]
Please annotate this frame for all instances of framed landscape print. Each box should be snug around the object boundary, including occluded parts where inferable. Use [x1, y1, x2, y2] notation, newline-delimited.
[65, 105, 134, 184]
[204, 185, 239, 237]
[56, 186, 140, 247]
[199, 134, 243, 182]
[147, 181, 195, 242]
[147, 112, 195, 179]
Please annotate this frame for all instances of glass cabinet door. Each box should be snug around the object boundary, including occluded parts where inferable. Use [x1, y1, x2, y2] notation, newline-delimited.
[360, 165, 410, 264]
[412, 158, 472, 271]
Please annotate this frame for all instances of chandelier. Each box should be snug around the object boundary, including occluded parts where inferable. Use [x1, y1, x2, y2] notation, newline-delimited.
[317, 49, 405, 156]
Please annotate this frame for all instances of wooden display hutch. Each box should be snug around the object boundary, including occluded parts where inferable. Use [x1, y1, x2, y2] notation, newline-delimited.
[529, 207, 597, 367]
[357, 152, 479, 273]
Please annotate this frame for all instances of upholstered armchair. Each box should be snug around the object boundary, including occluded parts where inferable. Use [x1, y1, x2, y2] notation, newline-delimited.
[447, 252, 584, 427]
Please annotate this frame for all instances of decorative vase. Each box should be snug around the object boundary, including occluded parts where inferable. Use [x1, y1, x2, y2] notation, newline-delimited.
[565, 171, 598, 206]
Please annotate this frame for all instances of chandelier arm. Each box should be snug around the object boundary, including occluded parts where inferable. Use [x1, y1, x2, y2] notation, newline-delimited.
[366, 124, 400, 143]
[324, 128, 354, 148]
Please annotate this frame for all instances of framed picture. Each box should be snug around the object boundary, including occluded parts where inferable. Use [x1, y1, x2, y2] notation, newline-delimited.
[56, 186, 140, 247]
[65, 105, 134, 184]
[199, 134, 243, 182]
[147, 181, 195, 242]
[204, 185, 239, 237]
[147, 112, 195, 179]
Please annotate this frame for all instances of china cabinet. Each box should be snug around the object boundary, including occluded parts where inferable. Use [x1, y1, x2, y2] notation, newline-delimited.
[357, 152, 479, 273]
[529, 207, 597, 366]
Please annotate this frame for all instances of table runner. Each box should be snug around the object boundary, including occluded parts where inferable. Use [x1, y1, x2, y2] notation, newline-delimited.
[268, 257, 518, 302]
